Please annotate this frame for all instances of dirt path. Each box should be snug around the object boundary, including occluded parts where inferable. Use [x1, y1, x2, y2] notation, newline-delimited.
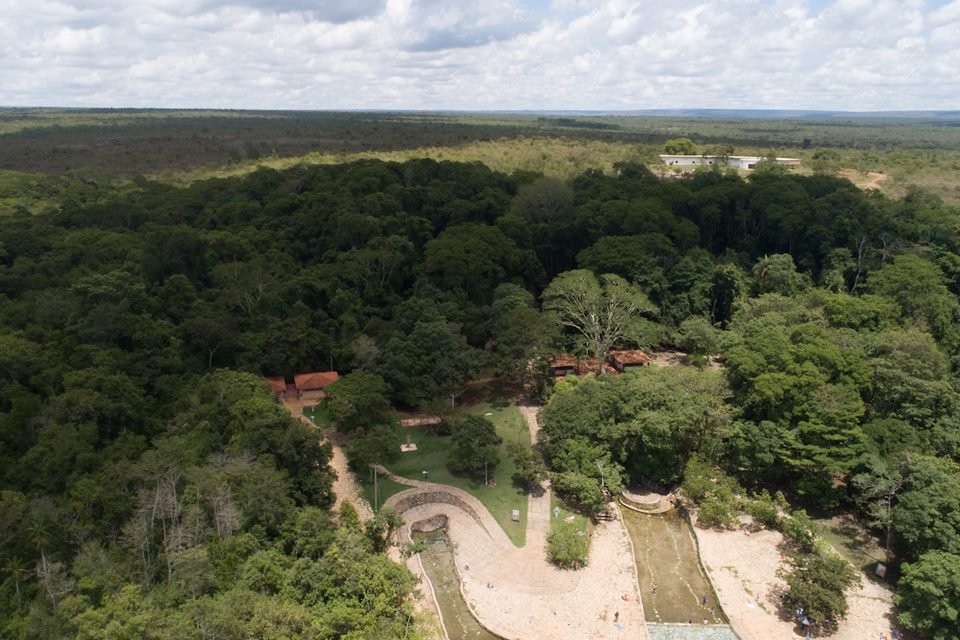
[280, 396, 373, 522]
[865, 171, 888, 190]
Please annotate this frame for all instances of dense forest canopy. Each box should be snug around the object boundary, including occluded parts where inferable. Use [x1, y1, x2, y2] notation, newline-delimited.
[3, 154, 960, 637]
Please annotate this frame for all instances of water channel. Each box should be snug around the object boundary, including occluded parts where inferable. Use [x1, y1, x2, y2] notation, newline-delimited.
[413, 529, 500, 640]
[412, 509, 737, 640]
[621, 507, 726, 625]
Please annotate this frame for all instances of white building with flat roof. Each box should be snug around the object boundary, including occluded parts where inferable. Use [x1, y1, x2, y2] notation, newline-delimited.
[659, 155, 800, 170]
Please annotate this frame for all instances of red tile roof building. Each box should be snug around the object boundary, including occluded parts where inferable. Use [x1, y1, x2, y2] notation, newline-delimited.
[549, 354, 618, 378]
[293, 371, 340, 400]
[265, 376, 288, 400]
[608, 349, 653, 372]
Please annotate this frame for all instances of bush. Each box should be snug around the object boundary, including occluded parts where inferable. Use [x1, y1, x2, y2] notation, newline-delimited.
[782, 509, 822, 553]
[682, 455, 744, 529]
[779, 549, 860, 627]
[547, 523, 590, 569]
[698, 494, 738, 529]
[745, 490, 783, 530]
[682, 455, 718, 502]
[508, 441, 546, 491]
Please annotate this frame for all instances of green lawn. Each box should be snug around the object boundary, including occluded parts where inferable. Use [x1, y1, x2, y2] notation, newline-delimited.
[358, 471, 410, 513]
[384, 403, 530, 547]
[303, 403, 332, 427]
[814, 515, 889, 583]
[548, 494, 592, 568]
[550, 494, 591, 532]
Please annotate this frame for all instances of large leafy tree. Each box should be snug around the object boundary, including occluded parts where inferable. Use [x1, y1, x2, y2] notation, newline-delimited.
[542, 269, 656, 373]
[381, 320, 481, 409]
[448, 415, 502, 480]
[779, 548, 861, 627]
[895, 550, 960, 640]
[323, 371, 391, 431]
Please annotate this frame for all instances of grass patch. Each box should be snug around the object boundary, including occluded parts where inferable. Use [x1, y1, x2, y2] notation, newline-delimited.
[358, 471, 410, 513]
[303, 403, 333, 427]
[548, 494, 592, 568]
[814, 515, 887, 580]
[385, 402, 530, 547]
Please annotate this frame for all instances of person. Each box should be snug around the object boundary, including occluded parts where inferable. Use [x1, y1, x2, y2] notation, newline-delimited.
[614, 612, 619, 623]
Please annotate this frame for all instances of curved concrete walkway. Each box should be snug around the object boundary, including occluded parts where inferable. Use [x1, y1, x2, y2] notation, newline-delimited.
[385, 405, 647, 640]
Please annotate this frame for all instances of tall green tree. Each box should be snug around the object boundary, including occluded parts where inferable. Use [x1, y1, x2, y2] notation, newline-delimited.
[448, 415, 502, 480]
[895, 550, 960, 640]
[542, 269, 656, 374]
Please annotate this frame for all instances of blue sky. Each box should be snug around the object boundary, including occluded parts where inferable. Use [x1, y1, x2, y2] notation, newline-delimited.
[1, 0, 958, 111]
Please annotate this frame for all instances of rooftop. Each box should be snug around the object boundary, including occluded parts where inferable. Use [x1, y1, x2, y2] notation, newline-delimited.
[293, 371, 340, 390]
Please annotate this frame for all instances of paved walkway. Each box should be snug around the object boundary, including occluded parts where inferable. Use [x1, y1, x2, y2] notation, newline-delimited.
[386, 405, 648, 640]
[519, 404, 551, 556]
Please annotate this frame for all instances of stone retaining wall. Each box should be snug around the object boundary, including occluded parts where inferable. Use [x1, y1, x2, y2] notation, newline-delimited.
[388, 489, 490, 536]
[411, 514, 449, 534]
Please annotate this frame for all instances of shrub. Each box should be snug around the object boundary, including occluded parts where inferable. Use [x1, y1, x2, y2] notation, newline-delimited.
[698, 495, 738, 529]
[681, 455, 718, 502]
[779, 549, 860, 627]
[782, 509, 822, 553]
[745, 490, 783, 530]
[547, 523, 590, 569]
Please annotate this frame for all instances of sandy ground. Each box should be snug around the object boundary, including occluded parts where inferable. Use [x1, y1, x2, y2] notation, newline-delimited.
[840, 168, 889, 193]
[395, 497, 645, 640]
[692, 519, 898, 640]
[651, 349, 722, 371]
[389, 405, 647, 640]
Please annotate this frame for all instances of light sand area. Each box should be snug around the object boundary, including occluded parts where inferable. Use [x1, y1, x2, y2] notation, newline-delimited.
[692, 520, 897, 640]
[388, 404, 646, 640]
[394, 492, 644, 640]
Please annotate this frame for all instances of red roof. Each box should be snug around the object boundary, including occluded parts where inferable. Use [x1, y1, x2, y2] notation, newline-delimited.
[550, 353, 579, 369]
[550, 354, 617, 376]
[265, 377, 287, 394]
[294, 371, 340, 391]
[609, 350, 653, 366]
[579, 358, 618, 375]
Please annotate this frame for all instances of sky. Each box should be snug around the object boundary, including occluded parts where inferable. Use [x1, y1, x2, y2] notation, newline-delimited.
[1, 0, 958, 111]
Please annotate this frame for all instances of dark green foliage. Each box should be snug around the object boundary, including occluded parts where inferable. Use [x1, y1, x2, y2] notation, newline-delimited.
[779, 548, 861, 627]
[508, 441, 547, 491]
[344, 424, 402, 472]
[744, 490, 786, 530]
[324, 371, 392, 431]
[682, 456, 742, 529]
[782, 510, 824, 554]
[542, 368, 731, 495]
[447, 415, 502, 479]
[892, 456, 960, 561]
[547, 521, 591, 569]
[381, 319, 481, 409]
[3, 136, 960, 637]
[895, 551, 960, 640]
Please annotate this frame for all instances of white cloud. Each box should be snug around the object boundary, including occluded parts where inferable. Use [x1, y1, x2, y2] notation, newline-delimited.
[0, 0, 957, 110]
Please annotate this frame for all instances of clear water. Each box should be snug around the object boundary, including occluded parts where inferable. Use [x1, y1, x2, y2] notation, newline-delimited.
[414, 530, 500, 640]
[648, 623, 740, 640]
[622, 508, 726, 625]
